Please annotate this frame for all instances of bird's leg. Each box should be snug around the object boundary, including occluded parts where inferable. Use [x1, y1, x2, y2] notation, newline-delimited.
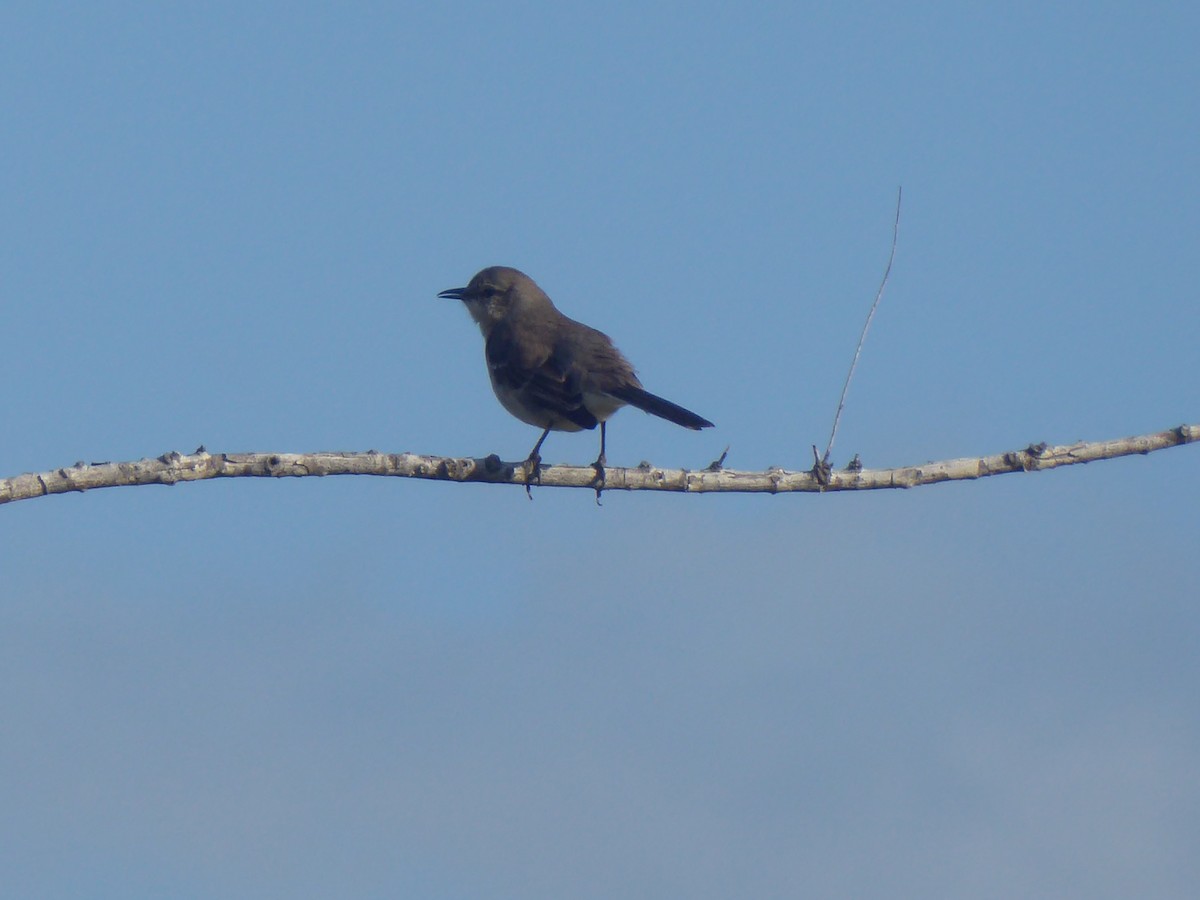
[591, 422, 607, 501]
[523, 427, 551, 499]
[594, 421, 608, 470]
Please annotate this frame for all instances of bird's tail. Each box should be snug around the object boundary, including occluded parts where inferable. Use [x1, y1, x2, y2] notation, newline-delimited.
[609, 385, 714, 430]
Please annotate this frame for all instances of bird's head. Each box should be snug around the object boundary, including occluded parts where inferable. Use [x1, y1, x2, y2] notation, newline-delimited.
[438, 266, 551, 333]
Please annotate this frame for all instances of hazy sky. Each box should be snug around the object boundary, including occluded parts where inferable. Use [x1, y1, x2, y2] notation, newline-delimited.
[2, 4, 1198, 898]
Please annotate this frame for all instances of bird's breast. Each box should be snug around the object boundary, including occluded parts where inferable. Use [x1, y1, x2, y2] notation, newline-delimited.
[486, 370, 586, 431]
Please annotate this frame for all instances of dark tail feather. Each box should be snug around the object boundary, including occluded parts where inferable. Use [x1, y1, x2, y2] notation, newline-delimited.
[610, 385, 714, 430]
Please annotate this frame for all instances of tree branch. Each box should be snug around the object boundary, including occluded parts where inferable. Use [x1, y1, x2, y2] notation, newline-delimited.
[1, 424, 1195, 506]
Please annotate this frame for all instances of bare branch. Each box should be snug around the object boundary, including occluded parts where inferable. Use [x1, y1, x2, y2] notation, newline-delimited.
[2, 425, 1195, 506]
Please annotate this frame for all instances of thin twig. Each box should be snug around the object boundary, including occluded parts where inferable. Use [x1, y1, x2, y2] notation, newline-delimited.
[823, 187, 903, 464]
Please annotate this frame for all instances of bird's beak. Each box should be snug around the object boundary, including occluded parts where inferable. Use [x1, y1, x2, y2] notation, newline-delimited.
[437, 287, 466, 301]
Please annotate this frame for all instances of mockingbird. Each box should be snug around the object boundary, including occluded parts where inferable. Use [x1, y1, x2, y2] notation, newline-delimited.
[438, 266, 713, 488]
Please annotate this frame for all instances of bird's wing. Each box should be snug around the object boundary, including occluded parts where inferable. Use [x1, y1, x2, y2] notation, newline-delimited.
[486, 322, 598, 430]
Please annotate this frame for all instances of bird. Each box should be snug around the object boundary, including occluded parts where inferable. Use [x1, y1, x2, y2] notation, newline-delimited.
[437, 266, 713, 490]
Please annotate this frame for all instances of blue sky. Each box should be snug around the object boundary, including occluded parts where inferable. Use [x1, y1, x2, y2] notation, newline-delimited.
[2, 3, 1198, 897]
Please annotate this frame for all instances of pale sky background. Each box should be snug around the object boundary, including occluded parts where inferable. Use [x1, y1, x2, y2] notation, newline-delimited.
[2, 3, 1198, 898]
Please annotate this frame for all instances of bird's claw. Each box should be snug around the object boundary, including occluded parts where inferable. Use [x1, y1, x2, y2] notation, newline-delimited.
[590, 453, 607, 504]
[523, 453, 542, 499]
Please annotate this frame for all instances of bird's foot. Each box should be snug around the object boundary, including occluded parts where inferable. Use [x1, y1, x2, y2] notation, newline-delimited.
[522, 452, 543, 500]
[591, 452, 607, 505]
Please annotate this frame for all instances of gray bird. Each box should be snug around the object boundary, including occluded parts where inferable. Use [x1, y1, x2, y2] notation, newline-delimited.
[438, 266, 713, 486]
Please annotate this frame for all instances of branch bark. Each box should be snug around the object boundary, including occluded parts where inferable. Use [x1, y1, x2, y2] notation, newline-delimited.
[1, 424, 1194, 506]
